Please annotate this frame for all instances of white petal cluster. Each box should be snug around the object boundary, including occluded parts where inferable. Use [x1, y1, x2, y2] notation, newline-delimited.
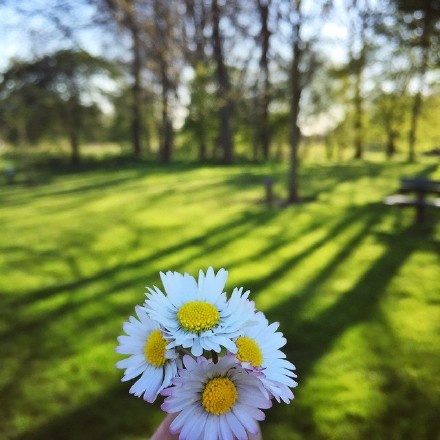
[162, 355, 272, 440]
[235, 311, 298, 403]
[115, 267, 298, 439]
[115, 305, 180, 403]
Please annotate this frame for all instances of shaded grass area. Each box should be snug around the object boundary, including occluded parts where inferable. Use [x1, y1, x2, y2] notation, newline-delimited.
[0, 158, 439, 439]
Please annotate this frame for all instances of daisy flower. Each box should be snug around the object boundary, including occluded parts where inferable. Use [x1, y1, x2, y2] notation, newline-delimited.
[234, 311, 298, 403]
[145, 267, 254, 356]
[161, 354, 272, 440]
[115, 305, 180, 403]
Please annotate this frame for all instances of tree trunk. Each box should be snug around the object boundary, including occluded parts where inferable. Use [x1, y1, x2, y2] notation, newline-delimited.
[69, 127, 80, 165]
[67, 99, 81, 165]
[407, 12, 430, 162]
[153, 0, 174, 163]
[186, 0, 210, 161]
[353, 64, 363, 159]
[159, 58, 173, 162]
[130, 16, 143, 158]
[287, 0, 302, 204]
[103, 0, 144, 157]
[258, 0, 271, 161]
[386, 129, 397, 158]
[211, 0, 234, 164]
[348, 2, 368, 160]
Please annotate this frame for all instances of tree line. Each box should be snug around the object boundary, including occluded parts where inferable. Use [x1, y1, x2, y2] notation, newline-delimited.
[0, 0, 439, 201]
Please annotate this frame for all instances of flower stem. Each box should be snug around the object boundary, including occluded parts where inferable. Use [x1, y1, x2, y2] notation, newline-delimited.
[211, 350, 218, 364]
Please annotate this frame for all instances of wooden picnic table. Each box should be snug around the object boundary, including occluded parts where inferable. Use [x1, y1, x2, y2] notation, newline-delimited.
[384, 177, 440, 224]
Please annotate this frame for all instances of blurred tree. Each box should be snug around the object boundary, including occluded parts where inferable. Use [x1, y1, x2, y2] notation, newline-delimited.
[151, 0, 181, 163]
[0, 50, 117, 164]
[286, 0, 303, 203]
[99, 0, 147, 158]
[181, 64, 218, 161]
[183, 0, 212, 161]
[369, 44, 412, 158]
[211, 0, 234, 164]
[257, 0, 272, 161]
[396, 0, 440, 161]
[278, 0, 334, 201]
[344, 0, 380, 160]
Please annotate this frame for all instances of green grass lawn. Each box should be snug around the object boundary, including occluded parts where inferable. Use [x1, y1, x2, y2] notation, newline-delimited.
[0, 156, 439, 440]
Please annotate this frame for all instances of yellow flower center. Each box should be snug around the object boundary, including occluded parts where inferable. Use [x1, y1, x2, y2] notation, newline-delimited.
[235, 336, 263, 367]
[177, 301, 220, 333]
[144, 329, 168, 367]
[201, 377, 238, 415]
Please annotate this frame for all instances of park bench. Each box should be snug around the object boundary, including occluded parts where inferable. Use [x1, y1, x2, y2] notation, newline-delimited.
[384, 177, 440, 224]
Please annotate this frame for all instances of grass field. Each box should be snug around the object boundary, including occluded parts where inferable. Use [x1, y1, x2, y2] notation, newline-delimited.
[0, 154, 439, 440]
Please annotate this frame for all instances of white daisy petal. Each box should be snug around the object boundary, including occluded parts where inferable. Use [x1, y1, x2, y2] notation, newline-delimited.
[162, 355, 271, 440]
[115, 354, 143, 369]
[169, 408, 189, 434]
[121, 363, 148, 381]
[219, 414, 234, 440]
[115, 307, 179, 403]
[145, 267, 253, 356]
[233, 310, 298, 403]
[184, 407, 207, 439]
[204, 415, 218, 440]
[233, 403, 259, 434]
[226, 411, 248, 440]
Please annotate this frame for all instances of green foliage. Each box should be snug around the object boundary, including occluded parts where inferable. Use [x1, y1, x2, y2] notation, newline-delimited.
[0, 154, 439, 439]
[0, 50, 119, 149]
[180, 63, 219, 160]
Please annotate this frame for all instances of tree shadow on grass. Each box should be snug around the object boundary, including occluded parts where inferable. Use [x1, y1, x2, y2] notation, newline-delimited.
[1, 204, 280, 311]
[261, 222, 437, 438]
[359, 314, 440, 440]
[1, 204, 288, 440]
[14, 383, 165, 440]
[0, 205, 284, 393]
[2, 174, 438, 439]
[239, 201, 382, 294]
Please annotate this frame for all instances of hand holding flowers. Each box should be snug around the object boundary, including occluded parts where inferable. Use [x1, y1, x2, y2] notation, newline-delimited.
[116, 268, 297, 440]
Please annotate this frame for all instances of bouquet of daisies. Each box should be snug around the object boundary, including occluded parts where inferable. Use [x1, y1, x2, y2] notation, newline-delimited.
[116, 267, 297, 440]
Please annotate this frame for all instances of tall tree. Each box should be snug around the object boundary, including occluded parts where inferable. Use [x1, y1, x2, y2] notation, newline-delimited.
[278, 0, 331, 201]
[396, 0, 440, 161]
[0, 50, 116, 164]
[101, 0, 146, 158]
[287, 0, 303, 203]
[211, 0, 234, 164]
[257, 0, 272, 161]
[151, 0, 181, 162]
[345, 0, 377, 160]
[183, 0, 211, 161]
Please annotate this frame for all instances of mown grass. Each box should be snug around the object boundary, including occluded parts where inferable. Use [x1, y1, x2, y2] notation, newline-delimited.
[0, 154, 439, 440]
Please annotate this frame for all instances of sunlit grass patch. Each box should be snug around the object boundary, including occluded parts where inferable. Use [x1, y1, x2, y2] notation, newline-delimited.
[1, 157, 439, 439]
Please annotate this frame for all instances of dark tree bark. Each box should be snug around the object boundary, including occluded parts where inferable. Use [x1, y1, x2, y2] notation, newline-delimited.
[287, 0, 303, 204]
[258, 0, 271, 161]
[351, 7, 368, 160]
[160, 59, 173, 162]
[130, 18, 143, 158]
[185, 0, 209, 161]
[211, 0, 234, 164]
[103, 0, 144, 158]
[407, 11, 431, 162]
[66, 95, 82, 165]
[154, 0, 174, 163]
[353, 58, 364, 160]
[397, 0, 439, 161]
[386, 129, 398, 159]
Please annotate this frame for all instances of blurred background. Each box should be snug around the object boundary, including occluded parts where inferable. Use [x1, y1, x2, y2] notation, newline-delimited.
[0, 0, 439, 439]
